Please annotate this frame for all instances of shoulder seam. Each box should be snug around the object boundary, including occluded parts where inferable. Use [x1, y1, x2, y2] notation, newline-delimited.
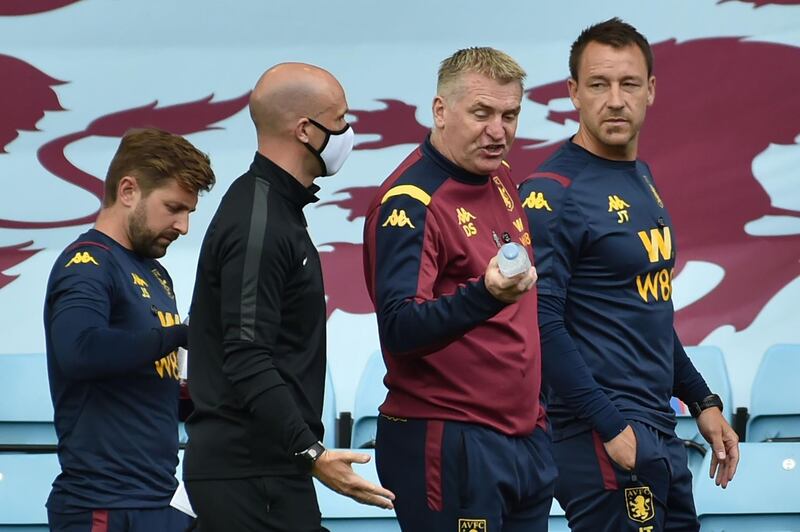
[528, 172, 572, 187]
[66, 241, 111, 252]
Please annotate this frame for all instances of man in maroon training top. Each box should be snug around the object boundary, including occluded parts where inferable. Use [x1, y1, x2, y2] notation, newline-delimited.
[363, 47, 555, 531]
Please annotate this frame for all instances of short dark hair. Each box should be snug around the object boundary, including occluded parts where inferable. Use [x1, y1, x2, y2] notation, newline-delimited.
[103, 128, 215, 206]
[569, 17, 653, 81]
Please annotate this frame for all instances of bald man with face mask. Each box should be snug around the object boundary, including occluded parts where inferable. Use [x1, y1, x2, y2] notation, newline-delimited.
[183, 63, 394, 532]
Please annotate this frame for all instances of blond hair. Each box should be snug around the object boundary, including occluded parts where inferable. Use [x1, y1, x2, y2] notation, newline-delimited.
[437, 47, 526, 98]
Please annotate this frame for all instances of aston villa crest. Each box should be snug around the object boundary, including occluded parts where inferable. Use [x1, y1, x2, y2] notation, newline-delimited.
[625, 486, 655, 523]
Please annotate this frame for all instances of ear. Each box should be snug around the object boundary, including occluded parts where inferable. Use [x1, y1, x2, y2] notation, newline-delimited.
[117, 175, 140, 208]
[567, 78, 581, 110]
[647, 75, 656, 107]
[295, 118, 312, 144]
[432, 95, 446, 129]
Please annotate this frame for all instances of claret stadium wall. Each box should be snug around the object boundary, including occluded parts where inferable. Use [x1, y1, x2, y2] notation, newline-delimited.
[1, 0, 799, 529]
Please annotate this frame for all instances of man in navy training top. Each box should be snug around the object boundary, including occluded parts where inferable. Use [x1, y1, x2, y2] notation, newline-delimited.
[183, 63, 394, 532]
[44, 128, 215, 532]
[364, 47, 555, 531]
[519, 18, 740, 532]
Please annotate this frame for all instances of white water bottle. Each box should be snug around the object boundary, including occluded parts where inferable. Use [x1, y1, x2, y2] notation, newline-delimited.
[497, 242, 531, 278]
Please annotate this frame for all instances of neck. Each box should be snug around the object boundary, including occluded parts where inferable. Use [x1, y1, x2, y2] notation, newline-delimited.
[573, 127, 637, 161]
[94, 208, 132, 250]
[429, 129, 454, 165]
[257, 138, 316, 188]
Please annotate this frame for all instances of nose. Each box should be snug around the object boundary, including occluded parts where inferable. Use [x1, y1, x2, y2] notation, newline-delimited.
[607, 84, 624, 109]
[174, 213, 189, 235]
[485, 116, 504, 141]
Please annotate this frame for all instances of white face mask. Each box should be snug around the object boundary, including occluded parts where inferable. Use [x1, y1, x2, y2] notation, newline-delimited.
[304, 118, 355, 176]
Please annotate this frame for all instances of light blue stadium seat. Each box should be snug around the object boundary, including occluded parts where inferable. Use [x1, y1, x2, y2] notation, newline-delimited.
[549, 498, 569, 531]
[0, 452, 58, 530]
[178, 422, 188, 445]
[0, 354, 56, 447]
[322, 365, 337, 448]
[694, 442, 800, 530]
[0, 451, 189, 530]
[673, 345, 733, 443]
[176, 449, 185, 482]
[351, 351, 388, 449]
[670, 346, 732, 478]
[747, 344, 800, 442]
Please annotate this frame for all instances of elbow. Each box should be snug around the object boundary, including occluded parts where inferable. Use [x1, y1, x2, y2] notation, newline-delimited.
[377, 299, 414, 354]
[52, 333, 98, 380]
[377, 296, 447, 358]
[54, 350, 99, 380]
[378, 319, 414, 355]
[377, 313, 432, 358]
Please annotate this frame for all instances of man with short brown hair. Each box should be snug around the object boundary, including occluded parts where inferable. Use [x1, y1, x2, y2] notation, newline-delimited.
[44, 128, 214, 531]
[520, 18, 739, 531]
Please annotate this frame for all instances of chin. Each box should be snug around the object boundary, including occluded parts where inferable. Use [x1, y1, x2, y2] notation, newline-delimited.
[149, 246, 168, 259]
[475, 159, 504, 175]
[600, 133, 634, 147]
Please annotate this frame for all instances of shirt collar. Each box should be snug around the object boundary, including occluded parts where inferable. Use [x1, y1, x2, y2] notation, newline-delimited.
[566, 137, 637, 169]
[422, 134, 491, 185]
[250, 152, 321, 207]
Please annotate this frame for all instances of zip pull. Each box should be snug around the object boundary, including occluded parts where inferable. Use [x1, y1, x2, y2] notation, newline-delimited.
[491, 230, 502, 248]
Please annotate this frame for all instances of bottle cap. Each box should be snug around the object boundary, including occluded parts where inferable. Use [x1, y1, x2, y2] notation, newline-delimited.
[501, 243, 519, 260]
[497, 242, 530, 278]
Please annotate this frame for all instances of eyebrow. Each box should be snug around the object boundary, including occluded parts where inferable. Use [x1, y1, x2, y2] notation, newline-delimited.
[470, 101, 521, 114]
[166, 200, 196, 213]
[586, 74, 643, 82]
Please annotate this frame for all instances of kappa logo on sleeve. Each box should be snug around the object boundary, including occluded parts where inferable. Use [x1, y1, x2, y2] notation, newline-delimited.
[458, 518, 487, 531]
[522, 191, 552, 212]
[382, 208, 415, 229]
[65, 251, 98, 267]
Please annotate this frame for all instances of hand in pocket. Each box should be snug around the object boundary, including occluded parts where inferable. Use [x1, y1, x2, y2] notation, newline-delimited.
[603, 425, 637, 471]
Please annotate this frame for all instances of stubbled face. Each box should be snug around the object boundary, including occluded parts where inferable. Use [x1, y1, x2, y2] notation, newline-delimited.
[569, 41, 655, 160]
[432, 72, 522, 175]
[127, 179, 197, 258]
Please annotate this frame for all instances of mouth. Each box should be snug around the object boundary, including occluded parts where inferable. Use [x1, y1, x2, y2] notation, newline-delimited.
[480, 144, 506, 157]
[603, 117, 629, 126]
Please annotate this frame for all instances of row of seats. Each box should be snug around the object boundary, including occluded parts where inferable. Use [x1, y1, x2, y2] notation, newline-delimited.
[0, 353, 333, 450]
[3, 345, 799, 451]
[2, 443, 799, 530]
[344, 344, 800, 451]
[1, 345, 799, 529]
